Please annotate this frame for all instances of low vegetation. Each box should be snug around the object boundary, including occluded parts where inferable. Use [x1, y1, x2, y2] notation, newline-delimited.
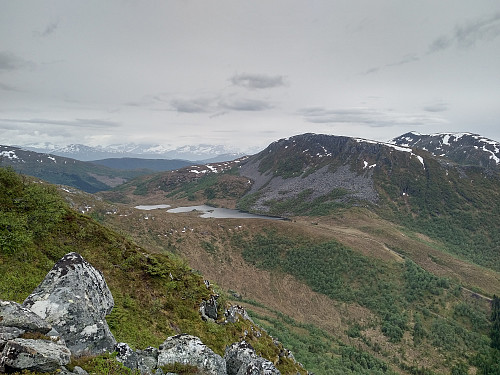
[0, 167, 305, 374]
[230, 228, 498, 373]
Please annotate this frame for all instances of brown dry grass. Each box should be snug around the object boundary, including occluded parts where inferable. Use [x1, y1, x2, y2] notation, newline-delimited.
[86, 195, 500, 374]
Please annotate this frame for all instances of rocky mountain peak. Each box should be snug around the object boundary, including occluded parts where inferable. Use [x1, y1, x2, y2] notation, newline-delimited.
[390, 131, 500, 168]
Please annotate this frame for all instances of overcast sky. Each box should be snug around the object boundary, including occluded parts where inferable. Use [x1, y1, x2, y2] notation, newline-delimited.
[1, 0, 499, 152]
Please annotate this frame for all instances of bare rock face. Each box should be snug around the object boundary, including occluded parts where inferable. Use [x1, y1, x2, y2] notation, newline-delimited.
[0, 300, 52, 334]
[158, 334, 227, 375]
[224, 341, 280, 375]
[23, 252, 116, 356]
[0, 338, 70, 373]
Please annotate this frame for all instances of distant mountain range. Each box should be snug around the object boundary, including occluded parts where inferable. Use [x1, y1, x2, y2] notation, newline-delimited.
[19, 142, 246, 162]
[0, 145, 169, 193]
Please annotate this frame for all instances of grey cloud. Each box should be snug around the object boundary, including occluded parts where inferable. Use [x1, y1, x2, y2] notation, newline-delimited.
[0, 118, 120, 128]
[0, 82, 21, 92]
[230, 73, 286, 89]
[219, 98, 272, 111]
[363, 67, 380, 75]
[387, 54, 420, 67]
[299, 107, 447, 127]
[364, 54, 419, 75]
[169, 93, 273, 114]
[0, 52, 33, 72]
[0, 122, 20, 130]
[428, 12, 500, 53]
[35, 19, 61, 37]
[170, 98, 212, 113]
[423, 102, 449, 113]
[209, 111, 228, 119]
[428, 36, 453, 53]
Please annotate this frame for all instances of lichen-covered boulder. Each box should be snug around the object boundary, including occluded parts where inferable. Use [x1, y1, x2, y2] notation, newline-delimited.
[224, 305, 253, 324]
[137, 346, 159, 375]
[0, 300, 52, 334]
[115, 342, 139, 370]
[224, 341, 280, 375]
[23, 252, 116, 355]
[0, 338, 70, 373]
[158, 334, 226, 375]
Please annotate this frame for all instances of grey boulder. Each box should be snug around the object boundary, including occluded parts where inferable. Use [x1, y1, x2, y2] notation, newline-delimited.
[224, 341, 280, 375]
[0, 338, 70, 373]
[23, 252, 116, 356]
[158, 334, 226, 375]
[115, 342, 139, 370]
[0, 299, 51, 334]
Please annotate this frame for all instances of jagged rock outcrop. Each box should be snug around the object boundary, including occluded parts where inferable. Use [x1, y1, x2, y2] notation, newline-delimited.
[224, 341, 280, 375]
[23, 252, 116, 356]
[224, 305, 253, 324]
[158, 334, 227, 375]
[0, 338, 70, 373]
[200, 295, 219, 321]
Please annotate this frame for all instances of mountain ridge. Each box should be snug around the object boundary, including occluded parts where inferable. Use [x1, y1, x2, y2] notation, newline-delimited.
[390, 131, 500, 168]
[19, 142, 246, 162]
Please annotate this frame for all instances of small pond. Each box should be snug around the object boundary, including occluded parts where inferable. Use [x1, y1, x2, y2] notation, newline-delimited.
[134, 204, 282, 220]
[134, 204, 171, 210]
[168, 205, 283, 220]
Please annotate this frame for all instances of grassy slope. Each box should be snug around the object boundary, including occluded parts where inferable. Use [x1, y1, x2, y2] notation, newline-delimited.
[98, 199, 498, 375]
[0, 167, 304, 375]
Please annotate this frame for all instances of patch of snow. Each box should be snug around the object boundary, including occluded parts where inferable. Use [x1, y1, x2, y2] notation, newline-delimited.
[442, 134, 451, 145]
[207, 165, 219, 173]
[483, 146, 500, 164]
[0, 150, 19, 160]
[363, 161, 376, 169]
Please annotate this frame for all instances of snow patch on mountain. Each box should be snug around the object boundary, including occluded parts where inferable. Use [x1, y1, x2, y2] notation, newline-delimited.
[390, 131, 500, 167]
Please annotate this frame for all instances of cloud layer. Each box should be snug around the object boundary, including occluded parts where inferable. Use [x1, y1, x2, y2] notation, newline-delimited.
[230, 73, 286, 89]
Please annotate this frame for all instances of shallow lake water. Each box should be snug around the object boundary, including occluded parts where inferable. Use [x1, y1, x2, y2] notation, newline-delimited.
[134, 204, 281, 220]
[167, 204, 282, 219]
[134, 204, 171, 210]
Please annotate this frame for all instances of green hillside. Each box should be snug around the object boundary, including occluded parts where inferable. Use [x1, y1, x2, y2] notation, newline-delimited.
[0, 166, 305, 375]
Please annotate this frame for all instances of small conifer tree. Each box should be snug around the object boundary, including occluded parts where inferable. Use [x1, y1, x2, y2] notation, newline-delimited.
[491, 295, 500, 350]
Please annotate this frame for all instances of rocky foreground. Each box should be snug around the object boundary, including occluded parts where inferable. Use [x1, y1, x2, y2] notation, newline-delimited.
[0, 252, 285, 375]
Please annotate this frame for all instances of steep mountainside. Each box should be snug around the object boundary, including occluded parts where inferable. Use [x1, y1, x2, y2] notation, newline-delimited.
[96, 132, 500, 374]
[0, 145, 154, 193]
[390, 131, 500, 169]
[236, 134, 500, 272]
